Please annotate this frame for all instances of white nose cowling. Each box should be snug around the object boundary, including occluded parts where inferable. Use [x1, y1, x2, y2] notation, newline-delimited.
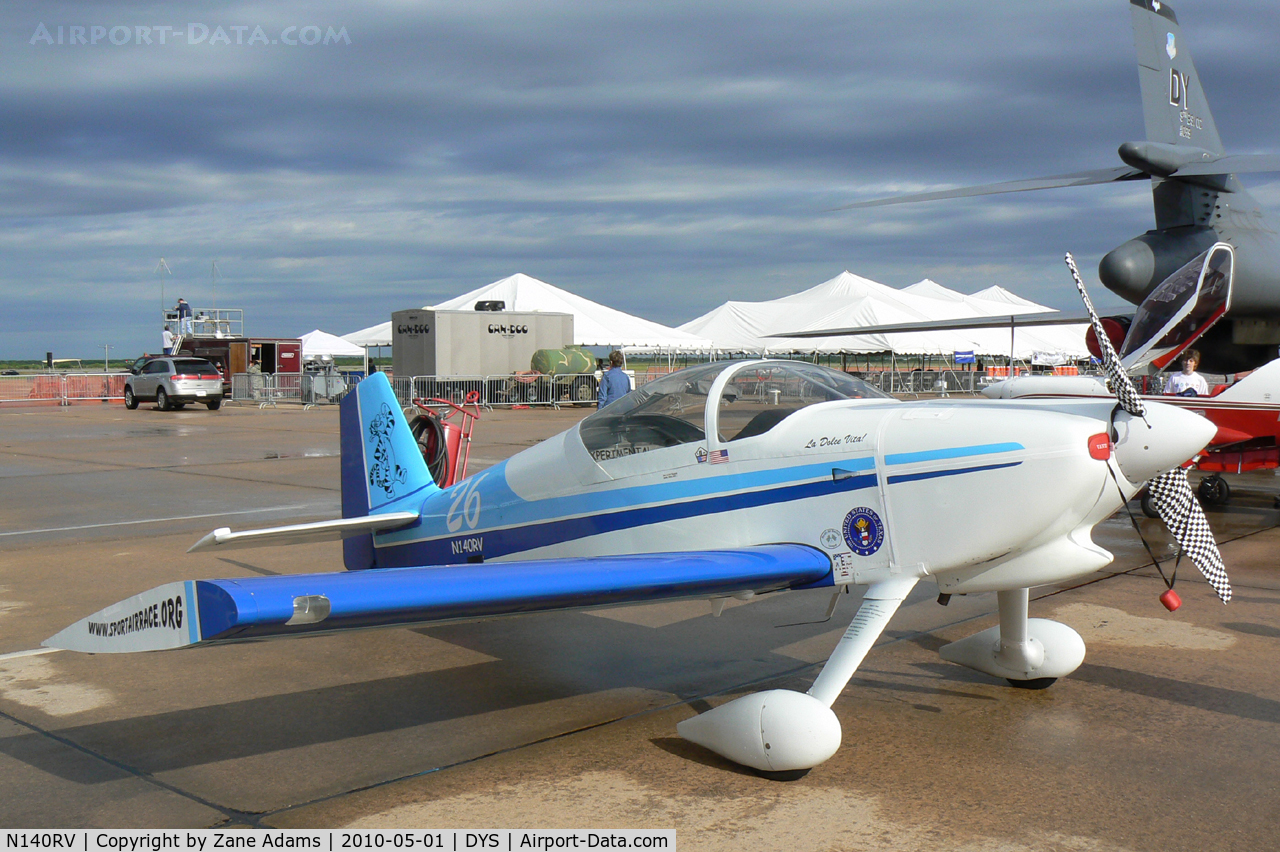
[676, 689, 842, 772]
[1111, 403, 1216, 486]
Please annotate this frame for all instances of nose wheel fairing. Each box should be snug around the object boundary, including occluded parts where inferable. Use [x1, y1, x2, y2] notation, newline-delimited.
[939, 588, 1086, 684]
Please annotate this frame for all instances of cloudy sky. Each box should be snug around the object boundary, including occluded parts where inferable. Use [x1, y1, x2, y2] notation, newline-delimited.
[2, 0, 1276, 360]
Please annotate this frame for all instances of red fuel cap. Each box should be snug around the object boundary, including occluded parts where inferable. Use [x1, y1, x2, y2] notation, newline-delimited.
[1088, 433, 1113, 460]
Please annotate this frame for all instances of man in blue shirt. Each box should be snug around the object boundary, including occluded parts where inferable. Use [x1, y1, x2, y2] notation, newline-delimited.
[598, 350, 631, 409]
[175, 298, 193, 335]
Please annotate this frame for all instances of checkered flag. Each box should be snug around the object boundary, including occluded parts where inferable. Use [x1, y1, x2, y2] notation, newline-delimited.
[1065, 253, 1146, 418]
[1147, 467, 1232, 603]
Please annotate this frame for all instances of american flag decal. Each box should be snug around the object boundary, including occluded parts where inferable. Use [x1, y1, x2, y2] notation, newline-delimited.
[708, 449, 730, 464]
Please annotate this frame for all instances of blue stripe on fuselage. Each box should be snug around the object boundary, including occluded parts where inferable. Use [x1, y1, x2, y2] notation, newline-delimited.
[513, 455, 878, 526]
[372, 440, 1027, 568]
[884, 442, 1024, 466]
[374, 469, 878, 568]
[377, 455, 878, 547]
[887, 461, 1022, 484]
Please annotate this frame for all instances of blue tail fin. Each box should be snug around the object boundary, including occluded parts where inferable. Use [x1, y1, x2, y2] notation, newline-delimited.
[340, 373, 438, 569]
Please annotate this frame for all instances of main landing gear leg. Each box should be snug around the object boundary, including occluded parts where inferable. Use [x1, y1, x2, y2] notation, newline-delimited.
[678, 577, 918, 773]
[939, 588, 1085, 688]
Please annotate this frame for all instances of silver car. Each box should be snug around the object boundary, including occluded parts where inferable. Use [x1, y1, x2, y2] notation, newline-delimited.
[124, 357, 224, 411]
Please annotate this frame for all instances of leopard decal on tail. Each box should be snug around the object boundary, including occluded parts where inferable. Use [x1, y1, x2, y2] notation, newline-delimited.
[368, 403, 407, 497]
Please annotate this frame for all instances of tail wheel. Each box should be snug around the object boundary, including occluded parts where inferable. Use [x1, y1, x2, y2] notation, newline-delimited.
[156, 388, 170, 411]
[124, 387, 138, 410]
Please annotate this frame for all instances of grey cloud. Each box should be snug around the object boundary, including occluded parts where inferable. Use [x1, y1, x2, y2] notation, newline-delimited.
[0, 0, 1274, 358]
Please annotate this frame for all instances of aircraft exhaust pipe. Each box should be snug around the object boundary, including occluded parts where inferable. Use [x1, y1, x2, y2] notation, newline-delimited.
[1099, 231, 1217, 305]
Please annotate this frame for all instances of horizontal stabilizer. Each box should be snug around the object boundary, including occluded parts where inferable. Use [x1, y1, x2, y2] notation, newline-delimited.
[1171, 153, 1280, 177]
[836, 167, 1144, 210]
[45, 545, 833, 653]
[187, 511, 420, 553]
[773, 312, 1090, 340]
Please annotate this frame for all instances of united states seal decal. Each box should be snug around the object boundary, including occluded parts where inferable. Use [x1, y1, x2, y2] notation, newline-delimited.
[842, 507, 884, 556]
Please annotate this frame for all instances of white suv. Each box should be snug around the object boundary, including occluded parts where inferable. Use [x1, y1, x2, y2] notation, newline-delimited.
[124, 357, 224, 411]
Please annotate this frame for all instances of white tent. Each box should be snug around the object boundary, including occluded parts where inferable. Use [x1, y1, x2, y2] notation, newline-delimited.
[679, 270, 1090, 360]
[970, 285, 1053, 309]
[681, 292, 1000, 356]
[901, 279, 972, 303]
[342, 321, 393, 348]
[434, 273, 711, 350]
[299, 329, 365, 358]
[343, 273, 711, 352]
[785, 296, 1012, 356]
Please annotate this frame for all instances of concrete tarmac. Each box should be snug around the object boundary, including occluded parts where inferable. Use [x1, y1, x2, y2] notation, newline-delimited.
[1, 400, 1277, 849]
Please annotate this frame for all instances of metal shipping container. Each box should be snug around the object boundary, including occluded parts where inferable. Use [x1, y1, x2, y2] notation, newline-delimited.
[392, 309, 574, 377]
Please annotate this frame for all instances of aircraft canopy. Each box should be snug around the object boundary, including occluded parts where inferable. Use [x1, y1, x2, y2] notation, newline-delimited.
[579, 360, 891, 466]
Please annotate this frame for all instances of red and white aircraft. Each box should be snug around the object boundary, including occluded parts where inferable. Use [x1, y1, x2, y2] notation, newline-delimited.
[983, 358, 1280, 508]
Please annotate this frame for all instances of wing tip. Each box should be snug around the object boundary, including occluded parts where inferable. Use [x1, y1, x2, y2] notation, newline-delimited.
[187, 527, 230, 553]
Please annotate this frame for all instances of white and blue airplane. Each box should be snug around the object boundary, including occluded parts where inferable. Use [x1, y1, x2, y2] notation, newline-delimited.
[46, 264, 1231, 773]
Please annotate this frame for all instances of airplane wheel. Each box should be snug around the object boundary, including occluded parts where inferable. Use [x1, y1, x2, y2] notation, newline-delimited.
[1006, 677, 1057, 690]
[156, 388, 170, 411]
[1197, 475, 1230, 506]
[1140, 489, 1159, 518]
[124, 387, 137, 410]
[754, 768, 811, 782]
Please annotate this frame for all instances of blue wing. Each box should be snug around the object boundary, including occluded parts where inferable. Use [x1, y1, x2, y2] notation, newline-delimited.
[44, 545, 834, 653]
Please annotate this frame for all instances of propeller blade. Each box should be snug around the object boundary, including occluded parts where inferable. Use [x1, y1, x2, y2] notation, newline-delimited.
[1146, 468, 1232, 603]
[1065, 253, 1146, 418]
[1067, 254, 1230, 604]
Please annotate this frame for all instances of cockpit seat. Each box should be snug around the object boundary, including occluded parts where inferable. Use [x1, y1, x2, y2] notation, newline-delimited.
[731, 408, 798, 441]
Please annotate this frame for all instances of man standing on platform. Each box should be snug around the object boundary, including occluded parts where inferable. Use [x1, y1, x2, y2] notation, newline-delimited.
[175, 298, 193, 335]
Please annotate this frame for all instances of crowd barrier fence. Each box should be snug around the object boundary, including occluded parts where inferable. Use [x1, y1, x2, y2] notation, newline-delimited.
[0, 367, 1110, 409]
[0, 372, 127, 405]
[388, 374, 601, 409]
[865, 369, 981, 395]
[229, 372, 309, 407]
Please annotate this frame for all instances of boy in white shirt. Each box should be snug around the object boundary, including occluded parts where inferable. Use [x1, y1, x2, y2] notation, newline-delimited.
[1164, 349, 1209, 396]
